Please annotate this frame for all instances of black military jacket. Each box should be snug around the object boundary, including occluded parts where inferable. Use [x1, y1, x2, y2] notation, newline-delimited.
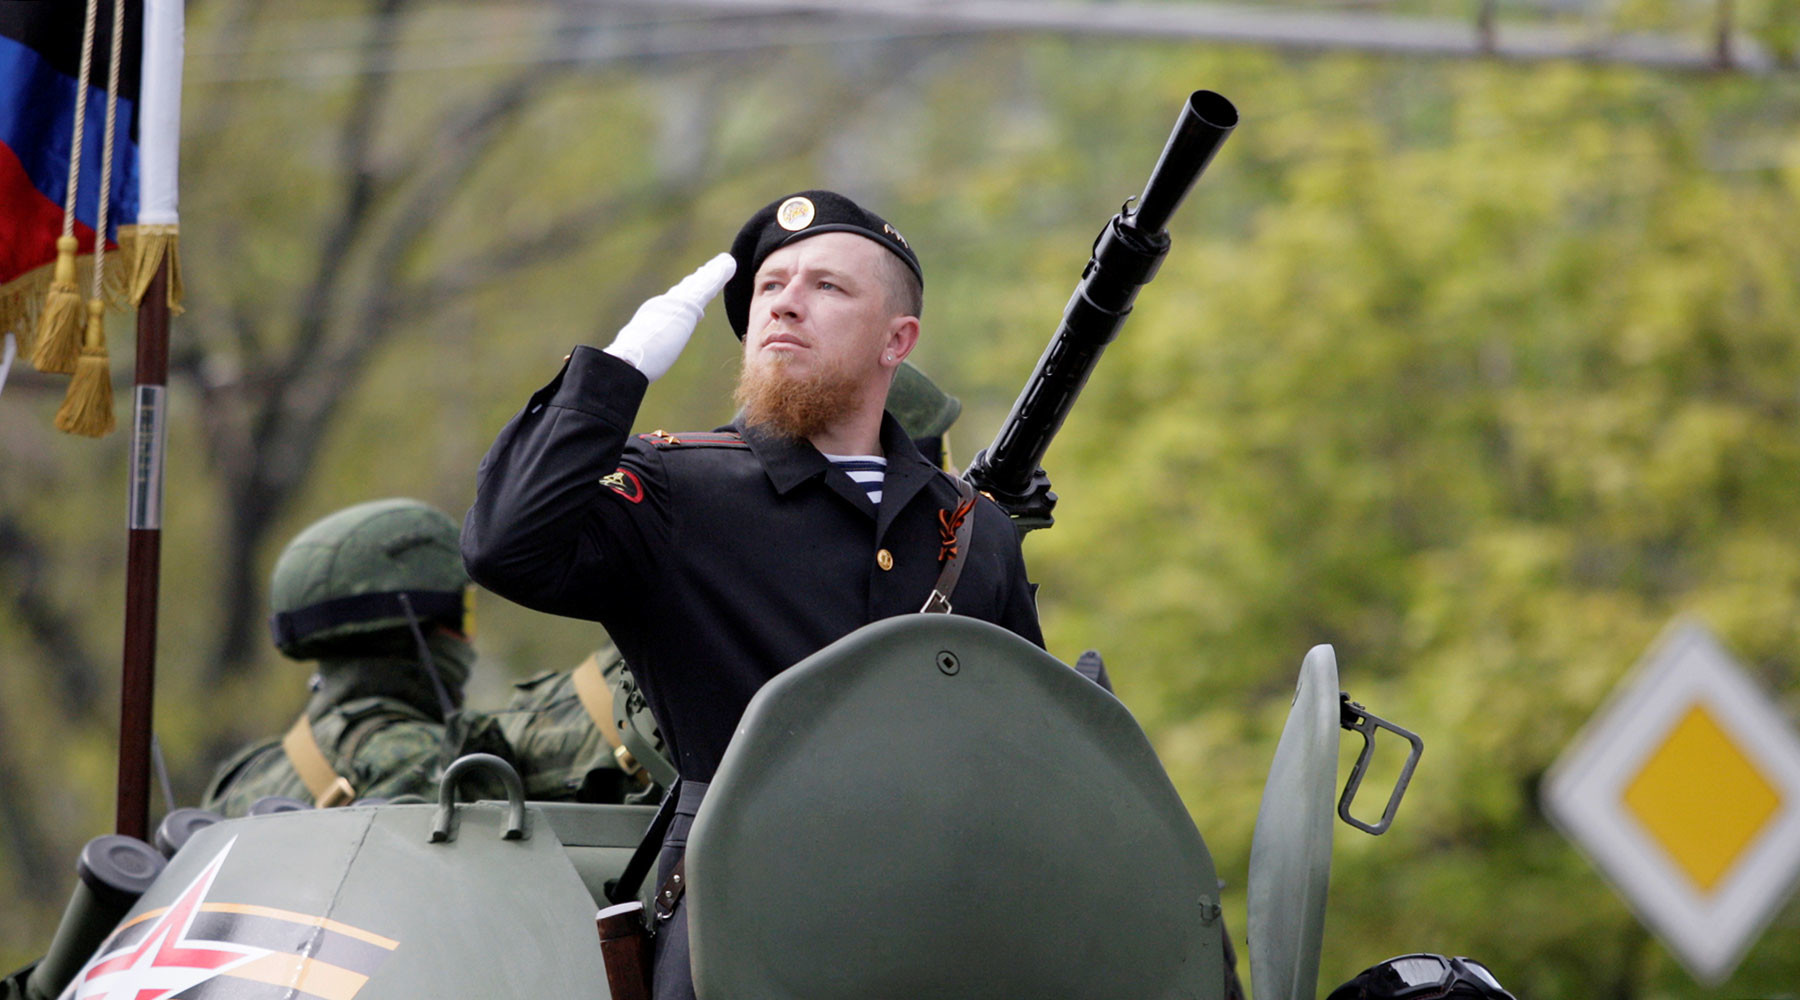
[463, 347, 1044, 781]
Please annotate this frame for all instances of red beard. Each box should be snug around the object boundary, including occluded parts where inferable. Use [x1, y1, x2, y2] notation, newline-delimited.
[733, 349, 866, 441]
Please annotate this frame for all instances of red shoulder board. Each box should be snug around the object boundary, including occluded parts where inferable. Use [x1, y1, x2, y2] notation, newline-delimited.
[637, 429, 750, 449]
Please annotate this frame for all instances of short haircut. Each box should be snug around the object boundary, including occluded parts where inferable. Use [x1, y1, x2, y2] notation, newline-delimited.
[879, 250, 924, 320]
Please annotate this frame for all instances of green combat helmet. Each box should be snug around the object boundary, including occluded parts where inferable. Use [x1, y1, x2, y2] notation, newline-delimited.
[270, 498, 472, 667]
[888, 360, 962, 470]
[203, 498, 497, 816]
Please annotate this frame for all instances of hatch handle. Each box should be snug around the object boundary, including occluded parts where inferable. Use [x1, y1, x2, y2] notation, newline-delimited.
[432, 753, 527, 843]
[1337, 693, 1423, 836]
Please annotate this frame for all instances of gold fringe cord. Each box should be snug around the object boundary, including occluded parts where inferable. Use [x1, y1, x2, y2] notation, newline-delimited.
[117, 224, 185, 313]
[0, 270, 48, 342]
[55, 300, 116, 438]
[0, 238, 141, 347]
[31, 237, 84, 373]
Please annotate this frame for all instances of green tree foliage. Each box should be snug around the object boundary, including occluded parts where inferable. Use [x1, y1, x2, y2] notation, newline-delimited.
[4, 5, 1799, 997]
[1016, 48, 1800, 999]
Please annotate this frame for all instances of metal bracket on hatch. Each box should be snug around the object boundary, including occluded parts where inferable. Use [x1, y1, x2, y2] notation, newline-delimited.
[431, 752, 527, 843]
[1337, 693, 1423, 836]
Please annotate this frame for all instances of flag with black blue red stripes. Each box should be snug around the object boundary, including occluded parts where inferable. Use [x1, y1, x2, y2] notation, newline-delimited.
[0, 2, 142, 297]
[1, 0, 182, 366]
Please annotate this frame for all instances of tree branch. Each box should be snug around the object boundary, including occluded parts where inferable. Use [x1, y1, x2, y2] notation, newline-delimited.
[202, 54, 576, 684]
[0, 512, 104, 721]
[389, 48, 930, 316]
[0, 704, 60, 902]
[273, 0, 412, 387]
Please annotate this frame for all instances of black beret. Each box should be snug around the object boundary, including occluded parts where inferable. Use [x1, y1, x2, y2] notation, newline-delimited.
[723, 189, 924, 340]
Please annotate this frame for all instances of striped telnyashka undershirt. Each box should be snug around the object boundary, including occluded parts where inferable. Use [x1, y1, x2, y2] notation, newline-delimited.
[823, 453, 887, 505]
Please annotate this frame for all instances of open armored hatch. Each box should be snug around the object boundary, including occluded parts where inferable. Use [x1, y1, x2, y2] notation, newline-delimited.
[17, 615, 1417, 1000]
[683, 615, 1421, 999]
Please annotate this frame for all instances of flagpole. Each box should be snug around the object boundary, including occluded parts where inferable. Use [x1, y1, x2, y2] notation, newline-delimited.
[117, 258, 169, 840]
[111, 0, 183, 842]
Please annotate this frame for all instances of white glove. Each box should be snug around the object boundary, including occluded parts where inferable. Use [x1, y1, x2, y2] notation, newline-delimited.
[603, 252, 737, 383]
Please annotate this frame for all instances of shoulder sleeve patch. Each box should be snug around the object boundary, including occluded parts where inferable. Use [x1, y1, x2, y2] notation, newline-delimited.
[599, 468, 645, 503]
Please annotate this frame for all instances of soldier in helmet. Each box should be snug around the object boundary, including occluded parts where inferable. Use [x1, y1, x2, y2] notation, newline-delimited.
[203, 498, 492, 817]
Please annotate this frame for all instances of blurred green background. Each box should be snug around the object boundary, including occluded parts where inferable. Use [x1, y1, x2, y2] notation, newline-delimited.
[4, 1, 1799, 996]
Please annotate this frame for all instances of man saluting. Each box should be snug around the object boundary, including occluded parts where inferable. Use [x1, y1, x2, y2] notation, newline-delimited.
[461, 190, 1042, 999]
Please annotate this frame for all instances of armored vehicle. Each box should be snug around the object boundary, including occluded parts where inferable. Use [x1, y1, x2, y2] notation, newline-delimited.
[6, 614, 1417, 1000]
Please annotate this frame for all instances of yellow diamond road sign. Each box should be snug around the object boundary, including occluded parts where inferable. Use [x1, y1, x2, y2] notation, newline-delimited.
[1543, 622, 1800, 986]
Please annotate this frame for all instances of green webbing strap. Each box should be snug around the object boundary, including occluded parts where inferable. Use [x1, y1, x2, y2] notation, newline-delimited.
[280, 716, 355, 808]
[573, 654, 636, 773]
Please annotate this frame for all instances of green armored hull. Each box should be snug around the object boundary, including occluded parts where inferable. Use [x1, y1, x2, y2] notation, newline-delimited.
[13, 615, 1400, 1000]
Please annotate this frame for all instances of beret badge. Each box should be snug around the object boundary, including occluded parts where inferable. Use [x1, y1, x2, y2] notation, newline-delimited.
[776, 196, 816, 232]
[724, 189, 924, 340]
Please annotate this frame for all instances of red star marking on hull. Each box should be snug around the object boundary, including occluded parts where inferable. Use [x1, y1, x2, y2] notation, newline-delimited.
[73, 839, 269, 1000]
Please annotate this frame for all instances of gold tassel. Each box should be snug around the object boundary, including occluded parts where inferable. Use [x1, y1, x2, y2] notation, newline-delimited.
[31, 236, 85, 373]
[55, 300, 115, 438]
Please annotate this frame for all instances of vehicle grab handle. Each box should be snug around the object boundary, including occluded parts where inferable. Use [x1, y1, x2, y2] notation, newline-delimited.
[1337, 694, 1423, 835]
[432, 752, 527, 843]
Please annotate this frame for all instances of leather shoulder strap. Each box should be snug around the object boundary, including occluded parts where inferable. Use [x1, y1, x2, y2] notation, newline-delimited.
[281, 715, 357, 808]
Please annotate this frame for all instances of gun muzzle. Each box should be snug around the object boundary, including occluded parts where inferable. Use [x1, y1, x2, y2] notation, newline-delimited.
[967, 91, 1237, 529]
[1129, 90, 1239, 236]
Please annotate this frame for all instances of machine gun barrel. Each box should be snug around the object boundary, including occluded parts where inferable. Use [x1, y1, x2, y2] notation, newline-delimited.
[965, 90, 1237, 530]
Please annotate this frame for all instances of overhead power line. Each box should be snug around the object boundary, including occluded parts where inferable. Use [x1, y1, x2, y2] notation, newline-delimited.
[187, 9, 984, 83]
[610, 0, 1779, 73]
[186, 0, 1783, 82]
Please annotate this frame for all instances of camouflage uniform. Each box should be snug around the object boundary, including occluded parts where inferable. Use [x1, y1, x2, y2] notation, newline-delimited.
[494, 668, 615, 801]
[488, 644, 671, 803]
[202, 635, 478, 816]
[203, 499, 497, 817]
